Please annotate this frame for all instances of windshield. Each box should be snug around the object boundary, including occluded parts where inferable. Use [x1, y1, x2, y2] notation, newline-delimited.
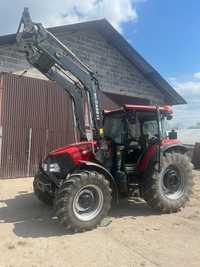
[104, 111, 169, 143]
[161, 116, 168, 138]
[142, 115, 168, 139]
[103, 113, 125, 144]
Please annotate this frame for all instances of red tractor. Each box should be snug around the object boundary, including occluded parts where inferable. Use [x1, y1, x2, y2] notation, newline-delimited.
[17, 9, 193, 232]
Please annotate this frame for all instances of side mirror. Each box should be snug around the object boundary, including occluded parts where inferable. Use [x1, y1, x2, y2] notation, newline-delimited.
[168, 130, 177, 140]
[167, 114, 173, 120]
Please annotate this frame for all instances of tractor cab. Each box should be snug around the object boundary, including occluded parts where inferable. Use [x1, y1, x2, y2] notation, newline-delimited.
[103, 105, 172, 143]
[100, 105, 179, 195]
[103, 105, 170, 146]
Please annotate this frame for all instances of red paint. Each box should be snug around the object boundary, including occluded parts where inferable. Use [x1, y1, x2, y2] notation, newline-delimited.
[138, 138, 181, 172]
[48, 136, 181, 172]
[125, 104, 172, 113]
[138, 145, 157, 172]
[161, 138, 181, 146]
[49, 141, 97, 165]
[104, 105, 172, 115]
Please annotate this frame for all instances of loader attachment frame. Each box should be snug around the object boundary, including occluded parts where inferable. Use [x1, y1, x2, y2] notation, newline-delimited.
[16, 8, 102, 140]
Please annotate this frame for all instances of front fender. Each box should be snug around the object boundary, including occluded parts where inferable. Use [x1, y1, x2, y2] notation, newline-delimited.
[80, 161, 119, 203]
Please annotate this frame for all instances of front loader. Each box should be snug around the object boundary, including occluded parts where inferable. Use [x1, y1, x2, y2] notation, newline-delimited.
[16, 8, 193, 232]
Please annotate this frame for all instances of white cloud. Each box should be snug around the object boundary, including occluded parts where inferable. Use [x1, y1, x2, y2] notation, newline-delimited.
[169, 74, 200, 96]
[193, 72, 200, 79]
[168, 74, 200, 128]
[0, 0, 144, 35]
[174, 80, 200, 95]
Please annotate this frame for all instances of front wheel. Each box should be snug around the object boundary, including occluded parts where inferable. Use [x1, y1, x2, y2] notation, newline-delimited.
[33, 174, 54, 206]
[54, 171, 112, 232]
[143, 153, 193, 213]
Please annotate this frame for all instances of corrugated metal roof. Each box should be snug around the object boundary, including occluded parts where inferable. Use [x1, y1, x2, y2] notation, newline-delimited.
[0, 19, 186, 105]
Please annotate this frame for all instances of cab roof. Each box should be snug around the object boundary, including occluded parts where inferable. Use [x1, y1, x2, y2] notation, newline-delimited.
[103, 104, 173, 115]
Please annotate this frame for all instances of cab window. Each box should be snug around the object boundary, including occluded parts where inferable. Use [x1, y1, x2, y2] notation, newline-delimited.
[143, 120, 158, 137]
[104, 113, 125, 144]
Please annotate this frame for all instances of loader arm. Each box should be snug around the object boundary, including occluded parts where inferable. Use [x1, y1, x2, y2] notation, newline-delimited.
[16, 8, 102, 140]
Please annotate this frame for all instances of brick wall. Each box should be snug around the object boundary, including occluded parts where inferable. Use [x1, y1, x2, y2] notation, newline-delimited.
[0, 27, 164, 104]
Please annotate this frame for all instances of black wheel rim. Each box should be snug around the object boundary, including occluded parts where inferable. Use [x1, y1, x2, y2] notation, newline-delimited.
[161, 165, 185, 200]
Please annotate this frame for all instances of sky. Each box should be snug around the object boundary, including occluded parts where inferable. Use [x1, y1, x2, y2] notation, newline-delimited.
[0, 0, 199, 128]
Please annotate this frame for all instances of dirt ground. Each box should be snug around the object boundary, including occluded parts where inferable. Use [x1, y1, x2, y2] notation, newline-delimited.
[0, 172, 200, 267]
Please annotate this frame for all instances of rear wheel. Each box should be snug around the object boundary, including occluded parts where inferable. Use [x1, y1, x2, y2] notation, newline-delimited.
[55, 171, 112, 232]
[143, 153, 193, 213]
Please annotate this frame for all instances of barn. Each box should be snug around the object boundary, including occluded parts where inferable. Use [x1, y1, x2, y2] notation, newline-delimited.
[0, 19, 185, 178]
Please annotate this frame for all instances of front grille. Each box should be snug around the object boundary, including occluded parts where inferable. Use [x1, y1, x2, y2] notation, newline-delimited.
[42, 153, 75, 178]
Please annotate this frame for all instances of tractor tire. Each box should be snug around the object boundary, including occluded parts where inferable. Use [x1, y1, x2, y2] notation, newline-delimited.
[143, 153, 193, 213]
[54, 171, 112, 232]
[33, 175, 54, 206]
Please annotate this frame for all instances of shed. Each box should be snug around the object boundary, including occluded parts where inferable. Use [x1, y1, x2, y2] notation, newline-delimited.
[0, 19, 186, 178]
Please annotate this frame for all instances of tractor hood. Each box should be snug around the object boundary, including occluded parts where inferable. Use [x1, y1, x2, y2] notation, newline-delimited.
[49, 141, 97, 156]
[40, 141, 97, 180]
[48, 141, 97, 166]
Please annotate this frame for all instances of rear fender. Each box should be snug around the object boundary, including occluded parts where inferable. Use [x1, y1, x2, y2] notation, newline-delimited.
[138, 143, 188, 174]
[138, 145, 158, 173]
[80, 161, 119, 203]
[162, 144, 188, 154]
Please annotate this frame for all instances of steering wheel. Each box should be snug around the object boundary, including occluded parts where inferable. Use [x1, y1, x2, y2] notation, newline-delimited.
[148, 136, 159, 146]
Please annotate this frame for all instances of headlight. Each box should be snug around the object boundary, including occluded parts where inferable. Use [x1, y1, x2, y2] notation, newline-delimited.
[49, 163, 60, 173]
[42, 163, 48, 172]
[42, 162, 60, 173]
